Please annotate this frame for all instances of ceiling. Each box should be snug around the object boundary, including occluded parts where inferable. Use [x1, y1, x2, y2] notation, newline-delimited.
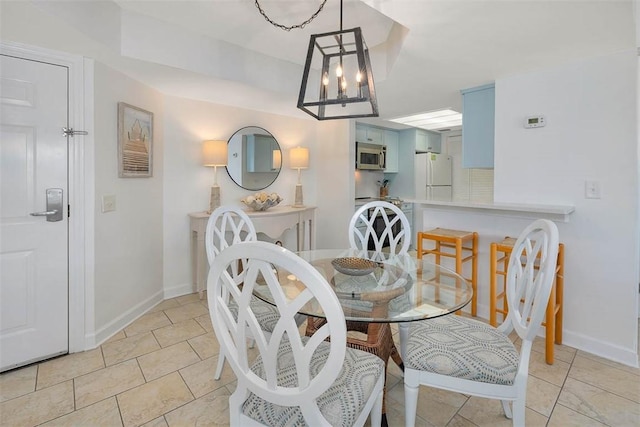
[10, 0, 635, 129]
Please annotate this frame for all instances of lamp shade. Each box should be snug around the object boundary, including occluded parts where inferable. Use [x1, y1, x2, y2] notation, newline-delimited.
[202, 140, 228, 167]
[272, 149, 282, 169]
[289, 147, 309, 169]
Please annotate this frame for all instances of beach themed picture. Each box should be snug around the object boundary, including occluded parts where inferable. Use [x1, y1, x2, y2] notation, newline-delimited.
[118, 102, 153, 177]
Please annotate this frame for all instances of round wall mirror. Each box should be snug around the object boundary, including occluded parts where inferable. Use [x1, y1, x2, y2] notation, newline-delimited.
[226, 126, 282, 191]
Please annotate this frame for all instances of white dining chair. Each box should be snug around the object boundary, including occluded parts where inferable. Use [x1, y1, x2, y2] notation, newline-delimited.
[403, 219, 559, 427]
[349, 201, 412, 258]
[205, 205, 280, 380]
[346, 200, 413, 368]
[207, 241, 385, 426]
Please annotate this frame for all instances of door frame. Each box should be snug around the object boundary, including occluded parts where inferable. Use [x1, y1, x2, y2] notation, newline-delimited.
[1, 41, 93, 353]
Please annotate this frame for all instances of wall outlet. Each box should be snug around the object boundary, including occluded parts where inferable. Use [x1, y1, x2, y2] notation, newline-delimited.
[102, 194, 116, 212]
[585, 181, 601, 199]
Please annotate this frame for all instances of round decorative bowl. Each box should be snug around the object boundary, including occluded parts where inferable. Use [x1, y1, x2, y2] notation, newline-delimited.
[331, 257, 377, 276]
[241, 192, 282, 211]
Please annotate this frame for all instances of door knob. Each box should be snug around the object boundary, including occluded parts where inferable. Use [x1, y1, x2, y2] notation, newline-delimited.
[30, 188, 63, 222]
[30, 210, 58, 216]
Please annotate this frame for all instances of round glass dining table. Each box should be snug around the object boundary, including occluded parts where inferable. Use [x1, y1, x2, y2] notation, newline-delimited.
[252, 248, 473, 324]
[252, 248, 473, 425]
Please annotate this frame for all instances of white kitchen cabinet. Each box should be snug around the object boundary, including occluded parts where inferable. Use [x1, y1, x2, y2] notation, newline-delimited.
[461, 83, 495, 168]
[356, 124, 383, 144]
[401, 128, 442, 153]
[383, 129, 399, 173]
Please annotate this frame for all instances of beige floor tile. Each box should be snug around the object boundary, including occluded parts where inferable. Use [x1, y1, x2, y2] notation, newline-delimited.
[102, 331, 161, 366]
[576, 350, 640, 376]
[141, 416, 169, 427]
[148, 298, 181, 313]
[547, 403, 608, 427]
[444, 414, 476, 427]
[164, 387, 231, 426]
[124, 311, 172, 337]
[569, 354, 640, 403]
[0, 380, 74, 426]
[176, 293, 203, 305]
[74, 358, 145, 409]
[117, 372, 194, 427]
[527, 350, 570, 387]
[137, 341, 200, 381]
[36, 348, 104, 389]
[153, 318, 206, 348]
[558, 377, 640, 426]
[387, 382, 467, 426]
[40, 396, 123, 426]
[188, 332, 221, 360]
[180, 356, 236, 398]
[530, 336, 576, 364]
[526, 375, 561, 417]
[164, 301, 209, 324]
[458, 396, 548, 427]
[194, 314, 214, 332]
[105, 330, 127, 344]
[0, 364, 37, 402]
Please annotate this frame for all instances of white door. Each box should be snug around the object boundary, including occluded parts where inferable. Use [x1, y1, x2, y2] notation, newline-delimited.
[0, 54, 69, 372]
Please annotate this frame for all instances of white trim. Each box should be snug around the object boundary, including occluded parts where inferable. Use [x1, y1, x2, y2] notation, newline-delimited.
[92, 290, 164, 346]
[0, 41, 93, 353]
[164, 282, 197, 300]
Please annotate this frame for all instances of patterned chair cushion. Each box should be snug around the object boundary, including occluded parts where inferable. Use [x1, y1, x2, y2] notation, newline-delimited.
[242, 339, 385, 427]
[405, 315, 519, 385]
[228, 295, 281, 332]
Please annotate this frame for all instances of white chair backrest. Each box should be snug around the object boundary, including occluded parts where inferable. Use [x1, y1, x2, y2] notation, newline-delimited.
[500, 219, 559, 342]
[349, 201, 411, 257]
[207, 241, 347, 420]
[205, 206, 257, 278]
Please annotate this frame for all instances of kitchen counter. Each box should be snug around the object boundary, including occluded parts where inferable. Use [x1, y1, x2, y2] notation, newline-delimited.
[408, 199, 575, 222]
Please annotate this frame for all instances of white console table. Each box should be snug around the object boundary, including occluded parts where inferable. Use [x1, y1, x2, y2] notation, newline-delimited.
[189, 205, 316, 294]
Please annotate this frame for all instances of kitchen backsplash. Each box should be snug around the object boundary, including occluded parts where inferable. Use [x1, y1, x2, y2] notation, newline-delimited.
[355, 169, 385, 198]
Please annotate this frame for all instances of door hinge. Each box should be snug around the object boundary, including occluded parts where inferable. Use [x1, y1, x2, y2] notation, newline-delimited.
[62, 127, 88, 137]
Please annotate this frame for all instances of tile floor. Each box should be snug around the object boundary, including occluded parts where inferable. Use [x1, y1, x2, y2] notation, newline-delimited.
[1, 293, 639, 426]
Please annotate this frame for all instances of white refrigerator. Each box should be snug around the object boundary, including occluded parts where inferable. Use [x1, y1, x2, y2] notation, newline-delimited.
[415, 153, 452, 201]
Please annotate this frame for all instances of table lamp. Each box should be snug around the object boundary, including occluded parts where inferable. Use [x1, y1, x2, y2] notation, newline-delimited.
[289, 146, 309, 208]
[202, 140, 228, 214]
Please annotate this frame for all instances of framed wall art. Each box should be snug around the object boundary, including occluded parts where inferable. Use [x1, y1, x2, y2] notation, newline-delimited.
[118, 102, 153, 178]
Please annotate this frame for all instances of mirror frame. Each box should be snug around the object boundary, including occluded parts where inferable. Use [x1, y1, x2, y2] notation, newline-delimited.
[225, 126, 282, 191]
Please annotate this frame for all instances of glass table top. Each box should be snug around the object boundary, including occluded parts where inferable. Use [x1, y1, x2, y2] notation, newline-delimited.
[252, 248, 473, 323]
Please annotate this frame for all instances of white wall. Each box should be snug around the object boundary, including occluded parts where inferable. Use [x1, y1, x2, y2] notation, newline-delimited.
[161, 97, 351, 295]
[93, 63, 165, 341]
[493, 49, 637, 365]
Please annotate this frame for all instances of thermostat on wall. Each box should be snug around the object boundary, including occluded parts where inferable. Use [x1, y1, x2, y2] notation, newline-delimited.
[524, 115, 546, 128]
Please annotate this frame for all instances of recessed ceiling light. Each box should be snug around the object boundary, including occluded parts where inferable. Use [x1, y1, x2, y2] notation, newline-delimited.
[390, 109, 462, 131]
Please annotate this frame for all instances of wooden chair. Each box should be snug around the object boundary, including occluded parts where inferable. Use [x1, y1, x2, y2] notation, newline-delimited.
[208, 241, 385, 426]
[416, 228, 478, 316]
[404, 219, 559, 427]
[490, 237, 565, 364]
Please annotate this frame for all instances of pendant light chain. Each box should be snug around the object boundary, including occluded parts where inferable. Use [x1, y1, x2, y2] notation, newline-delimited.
[254, 0, 327, 31]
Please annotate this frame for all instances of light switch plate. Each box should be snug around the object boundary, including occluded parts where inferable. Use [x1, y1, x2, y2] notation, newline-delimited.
[102, 194, 116, 212]
[585, 181, 601, 199]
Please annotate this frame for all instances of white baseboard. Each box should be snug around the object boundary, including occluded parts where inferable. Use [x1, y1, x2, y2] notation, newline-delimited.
[562, 330, 639, 368]
[164, 282, 196, 299]
[90, 290, 165, 347]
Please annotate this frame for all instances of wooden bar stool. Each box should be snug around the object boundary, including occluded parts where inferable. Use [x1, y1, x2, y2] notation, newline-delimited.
[490, 237, 564, 364]
[417, 228, 478, 316]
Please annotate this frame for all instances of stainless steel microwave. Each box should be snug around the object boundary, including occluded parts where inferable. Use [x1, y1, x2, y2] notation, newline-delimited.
[356, 142, 386, 170]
